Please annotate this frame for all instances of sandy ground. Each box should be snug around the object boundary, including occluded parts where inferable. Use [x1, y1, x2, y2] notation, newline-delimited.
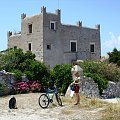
[0, 93, 111, 120]
[100, 98, 120, 104]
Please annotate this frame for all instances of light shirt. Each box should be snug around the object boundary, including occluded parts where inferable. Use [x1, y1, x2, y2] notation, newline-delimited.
[71, 65, 81, 80]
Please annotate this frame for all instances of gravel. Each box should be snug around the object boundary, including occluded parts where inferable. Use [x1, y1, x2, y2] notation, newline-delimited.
[0, 93, 103, 120]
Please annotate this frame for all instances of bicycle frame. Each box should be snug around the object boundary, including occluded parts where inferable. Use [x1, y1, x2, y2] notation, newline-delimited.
[46, 87, 57, 102]
[38, 85, 62, 108]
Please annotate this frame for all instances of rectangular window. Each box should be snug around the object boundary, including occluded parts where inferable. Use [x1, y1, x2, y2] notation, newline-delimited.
[90, 43, 95, 53]
[50, 21, 56, 30]
[28, 43, 32, 51]
[14, 46, 17, 49]
[47, 45, 51, 50]
[70, 40, 77, 52]
[28, 24, 32, 33]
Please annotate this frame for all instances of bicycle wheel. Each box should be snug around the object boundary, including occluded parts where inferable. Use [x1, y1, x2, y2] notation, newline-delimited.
[55, 94, 62, 106]
[38, 94, 49, 108]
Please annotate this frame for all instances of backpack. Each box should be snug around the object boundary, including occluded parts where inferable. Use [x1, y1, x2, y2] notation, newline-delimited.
[9, 97, 17, 109]
[70, 84, 75, 91]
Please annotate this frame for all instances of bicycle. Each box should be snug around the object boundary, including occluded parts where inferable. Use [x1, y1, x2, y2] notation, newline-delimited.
[38, 85, 62, 108]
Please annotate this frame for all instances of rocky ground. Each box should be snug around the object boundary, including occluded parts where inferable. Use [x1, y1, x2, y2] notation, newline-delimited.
[0, 93, 117, 120]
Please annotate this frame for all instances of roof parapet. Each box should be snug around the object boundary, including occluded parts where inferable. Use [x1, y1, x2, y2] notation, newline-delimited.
[7, 31, 12, 37]
[41, 6, 46, 14]
[95, 24, 100, 30]
[21, 13, 26, 19]
[76, 21, 82, 27]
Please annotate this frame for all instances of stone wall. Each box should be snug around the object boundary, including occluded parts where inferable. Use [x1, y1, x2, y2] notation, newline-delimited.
[0, 70, 15, 96]
[80, 76, 100, 98]
[101, 81, 120, 98]
[80, 76, 120, 98]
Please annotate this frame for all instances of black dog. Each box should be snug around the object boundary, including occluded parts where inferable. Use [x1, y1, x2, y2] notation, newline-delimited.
[9, 96, 17, 109]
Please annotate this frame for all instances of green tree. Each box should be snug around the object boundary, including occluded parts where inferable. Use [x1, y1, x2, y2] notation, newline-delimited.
[0, 48, 25, 71]
[108, 48, 120, 66]
[0, 48, 49, 85]
[51, 64, 72, 94]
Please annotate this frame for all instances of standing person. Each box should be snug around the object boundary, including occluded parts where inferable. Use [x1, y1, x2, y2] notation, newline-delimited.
[71, 61, 81, 105]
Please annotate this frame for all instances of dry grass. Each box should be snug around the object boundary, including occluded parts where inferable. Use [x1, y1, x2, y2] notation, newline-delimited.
[60, 95, 106, 120]
[101, 101, 120, 120]
[62, 94, 107, 111]
[62, 94, 120, 120]
[63, 95, 107, 108]
[49, 94, 120, 120]
[1, 93, 119, 120]
[61, 108, 74, 115]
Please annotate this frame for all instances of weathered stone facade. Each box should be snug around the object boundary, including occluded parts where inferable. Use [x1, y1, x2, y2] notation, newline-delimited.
[80, 76, 100, 98]
[80, 77, 120, 98]
[8, 6, 101, 68]
[101, 81, 120, 98]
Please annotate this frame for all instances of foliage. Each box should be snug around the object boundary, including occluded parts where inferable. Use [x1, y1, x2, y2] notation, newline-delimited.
[15, 80, 41, 94]
[84, 72, 108, 95]
[0, 82, 6, 91]
[0, 82, 9, 96]
[16, 81, 29, 94]
[30, 81, 41, 92]
[23, 59, 49, 85]
[0, 48, 50, 86]
[50, 64, 72, 94]
[79, 60, 120, 82]
[100, 63, 120, 82]
[11, 69, 22, 82]
[102, 102, 120, 120]
[0, 48, 26, 71]
[79, 60, 120, 94]
[108, 48, 120, 66]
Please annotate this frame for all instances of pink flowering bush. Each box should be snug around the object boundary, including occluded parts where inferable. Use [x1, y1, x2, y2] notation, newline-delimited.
[16, 81, 30, 94]
[30, 80, 41, 92]
[15, 80, 41, 94]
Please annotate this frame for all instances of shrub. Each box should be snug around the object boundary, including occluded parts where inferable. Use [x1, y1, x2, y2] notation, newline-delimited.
[0, 82, 6, 91]
[101, 63, 120, 82]
[30, 80, 41, 92]
[79, 61, 109, 95]
[15, 80, 41, 94]
[79, 60, 120, 82]
[51, 64, 72, 94]
[16, 81, 29, 94]
[11, 69, 22, 82]
[108, 48, 120, 66]
[0, 82, 9, 96]
[84, 72, 108, 95]
[0, 48, 50, 86]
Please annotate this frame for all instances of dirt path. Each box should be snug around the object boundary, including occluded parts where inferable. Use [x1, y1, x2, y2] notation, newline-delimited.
[0, 93, 102, 120]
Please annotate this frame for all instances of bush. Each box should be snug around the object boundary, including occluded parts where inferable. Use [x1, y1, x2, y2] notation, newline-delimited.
[96, 63, 120, 82]
[108, 48, 120, 66]
[11, 69, 22, 82]
[79, 60, 120, 82]
[23, 60, 50, 86]
[16, 81, 29, 94]
[0, 82, 6, 91]
[51, 64, 72, 94]
[79, 61, 112, 95]
[0, 82, 10, 96]
[0, 48, 50, 86]
[30, 80, 41, 92]
[84, 72, 108, 95]
[15, 80, 41, 94]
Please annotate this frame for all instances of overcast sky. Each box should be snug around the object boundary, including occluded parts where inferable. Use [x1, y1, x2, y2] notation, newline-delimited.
[0, 0, 120, 56]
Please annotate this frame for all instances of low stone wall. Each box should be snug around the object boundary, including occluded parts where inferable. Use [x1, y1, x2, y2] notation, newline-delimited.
[80, 76, 100, 98]
[80, 76, 120, 99]
[101, 81, 120, 98]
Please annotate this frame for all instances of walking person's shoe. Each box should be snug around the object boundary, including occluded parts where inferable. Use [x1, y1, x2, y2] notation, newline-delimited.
[74, 103, 80, 105]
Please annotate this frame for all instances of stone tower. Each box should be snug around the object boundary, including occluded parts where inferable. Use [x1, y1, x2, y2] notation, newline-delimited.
[8, 6, 101, 68]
